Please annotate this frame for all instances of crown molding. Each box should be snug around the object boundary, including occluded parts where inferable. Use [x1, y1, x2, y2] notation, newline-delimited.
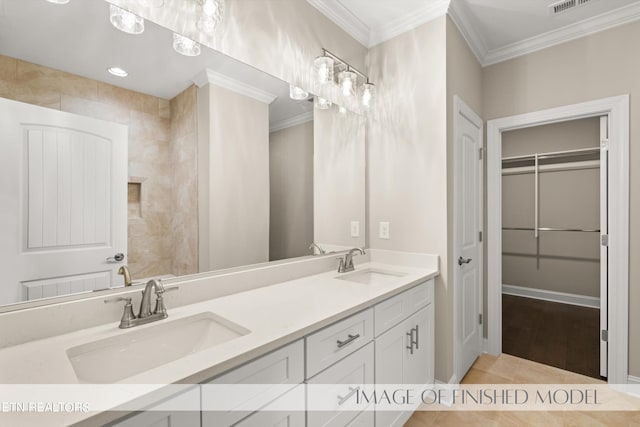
[447, 0, 486, 65]
[368, 0, 451, 47]
[306, 0, 370, 46]
[269, 111, 314, 133]
[192, 69, 278, 104]
[481, 1, 640, 66]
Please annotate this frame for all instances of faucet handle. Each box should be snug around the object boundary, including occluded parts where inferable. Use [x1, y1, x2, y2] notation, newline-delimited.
[104, 296, 136, 328]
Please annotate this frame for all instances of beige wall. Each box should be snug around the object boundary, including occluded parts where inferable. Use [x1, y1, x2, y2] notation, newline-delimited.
[502, 119, 600, 297]
[483, 20, 640, 376]
[269, 121, 314, 261]
[367, 16, 450, 381]
[0, 54, 177, 280]
[169, 85, 199, 276]
[314, 107, 366, 251]
[198, 84, 270, 271]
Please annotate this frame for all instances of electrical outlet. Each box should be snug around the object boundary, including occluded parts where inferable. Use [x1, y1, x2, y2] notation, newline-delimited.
[350, 221, 360, 238]
[379, 221, 390, 239]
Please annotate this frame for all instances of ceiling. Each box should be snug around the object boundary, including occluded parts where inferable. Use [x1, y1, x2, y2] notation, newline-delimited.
[0, 0, 313, 127]
[307, 0, 640, 65]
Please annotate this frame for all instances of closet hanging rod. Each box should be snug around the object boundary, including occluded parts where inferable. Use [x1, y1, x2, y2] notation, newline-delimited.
[502, 147, 600, 163]
[502, 227, 601, 233]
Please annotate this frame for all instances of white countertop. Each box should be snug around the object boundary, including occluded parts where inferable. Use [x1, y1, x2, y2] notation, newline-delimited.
[0, 259, 438, 426]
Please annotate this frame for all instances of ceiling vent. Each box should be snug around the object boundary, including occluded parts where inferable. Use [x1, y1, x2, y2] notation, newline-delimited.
[549, 0, 596, 15]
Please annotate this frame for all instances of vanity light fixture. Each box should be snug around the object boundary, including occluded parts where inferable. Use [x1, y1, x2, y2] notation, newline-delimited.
[289, 85, 309, 100]
[314, 48, 375, 111]
[110, 4, 144, 34]
[107, 66, 128, 77]
[198, 0, 225, 33]
[46, 0, 70, 4]
[173, 33, 201, 57]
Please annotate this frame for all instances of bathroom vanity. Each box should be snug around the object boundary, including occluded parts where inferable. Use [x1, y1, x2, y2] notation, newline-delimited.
[0, 251, 438, 427]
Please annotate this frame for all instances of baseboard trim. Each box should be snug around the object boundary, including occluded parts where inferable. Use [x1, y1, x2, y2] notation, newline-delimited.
[502, 284, 600, 309]
[628, 375, 640, 384]
[434, 374, 459, 407]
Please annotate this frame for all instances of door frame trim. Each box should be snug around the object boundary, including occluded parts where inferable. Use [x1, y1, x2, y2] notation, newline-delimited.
[453, 95, 484, 382]
[486, 95, 629, 384]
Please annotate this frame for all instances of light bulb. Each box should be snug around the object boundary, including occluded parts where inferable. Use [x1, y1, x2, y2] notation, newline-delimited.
[314, 55, 334, 85]
[339, 70, 356, 97]
[110, 5, 144, 34]
[361, 82, 375, 109]
[173, 33, 201, 57]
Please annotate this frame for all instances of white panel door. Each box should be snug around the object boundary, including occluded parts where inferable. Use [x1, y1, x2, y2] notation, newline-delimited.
[0, 97, 127, 305]
[454, 96, 484, 380]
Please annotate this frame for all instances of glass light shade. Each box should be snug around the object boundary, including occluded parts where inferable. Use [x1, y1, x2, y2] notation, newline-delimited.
[315, 96, 331, 110]
[289, 85, 309, 100]
[361, 82, 375, 109]
[110, 5, 144, 34]
[198, 0, 224, 32]
[314, 55, 334, 85]
[338, 70, 356, 97]
[173, 33, 201, 57]
[46, 0, 70, 4]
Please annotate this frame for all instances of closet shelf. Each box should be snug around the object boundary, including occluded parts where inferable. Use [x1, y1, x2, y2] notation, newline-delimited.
[502, 147, 600, 164]
[502, 227, 600, 233]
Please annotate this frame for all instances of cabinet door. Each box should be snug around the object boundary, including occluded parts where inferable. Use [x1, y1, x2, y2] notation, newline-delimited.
[109, 387, 200, 427]
[232, 386, 305, 427]
[374, 320, 409, 427]
[404, 305, 433, 386]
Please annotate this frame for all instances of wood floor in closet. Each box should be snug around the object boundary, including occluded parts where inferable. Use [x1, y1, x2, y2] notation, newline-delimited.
[502, 294, 601, 380]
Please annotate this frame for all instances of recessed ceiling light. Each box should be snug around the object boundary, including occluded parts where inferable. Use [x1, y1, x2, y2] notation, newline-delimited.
[46, 0, 70, 4]
[109, 4, 144, 34]
[173, 33, 201, 57]
[107, 67, 128, 78]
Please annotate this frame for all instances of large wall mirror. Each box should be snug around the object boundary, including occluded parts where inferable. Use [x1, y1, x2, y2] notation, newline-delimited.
[0, 0, 366, 311]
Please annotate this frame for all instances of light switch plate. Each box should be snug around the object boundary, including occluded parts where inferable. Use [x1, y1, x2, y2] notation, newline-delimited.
[379, 221, 390, 239]
[350, 221, 360, 238]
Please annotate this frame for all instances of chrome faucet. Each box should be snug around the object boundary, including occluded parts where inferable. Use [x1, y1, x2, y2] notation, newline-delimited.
[105, 279, 178, 329]
[338, 248, 366, 273]
[118, 265, 133, 287]
[309, 242, 326, 255]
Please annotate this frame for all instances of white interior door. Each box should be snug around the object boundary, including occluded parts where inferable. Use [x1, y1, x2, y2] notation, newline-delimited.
[454, 96, 483, 380]
[0, 97, 127, 305]
[599, 116, 609, 378]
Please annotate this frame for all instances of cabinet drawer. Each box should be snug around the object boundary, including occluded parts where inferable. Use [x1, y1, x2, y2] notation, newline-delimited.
[305, 308, 373, 378]
[307, 342, 374, 427]
[374, 279, 433, 336]
[202, 340, 304, 427]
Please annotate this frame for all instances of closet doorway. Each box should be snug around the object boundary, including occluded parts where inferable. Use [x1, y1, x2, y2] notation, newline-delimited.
[486, 96, 629, 385]
[500, 117, 606, 379]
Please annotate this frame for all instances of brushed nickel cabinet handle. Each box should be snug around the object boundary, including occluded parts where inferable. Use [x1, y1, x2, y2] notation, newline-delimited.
[337, 386, 360, 406]
[337, 333, 360, 348]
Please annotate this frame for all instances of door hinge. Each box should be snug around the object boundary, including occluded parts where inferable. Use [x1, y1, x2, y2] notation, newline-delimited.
[601, 329, 608, 342]
[601, 234, 609, 247]
[479, 231, 483, 242]
[479, 314, 483, 325]
[479, 147, 483, 160]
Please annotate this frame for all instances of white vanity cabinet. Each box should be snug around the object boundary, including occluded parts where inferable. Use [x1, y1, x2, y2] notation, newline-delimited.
[374, 279, 435, 427]
[201, 340, 304, 427]
[108, 387, 201, 427]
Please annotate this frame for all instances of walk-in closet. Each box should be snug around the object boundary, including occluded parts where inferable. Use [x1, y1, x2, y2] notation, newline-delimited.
[501, 117, 607, 380]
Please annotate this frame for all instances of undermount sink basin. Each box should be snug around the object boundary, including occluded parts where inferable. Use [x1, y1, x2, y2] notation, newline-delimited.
[66, 312, 250, 383]
[336, 268, 407, 285]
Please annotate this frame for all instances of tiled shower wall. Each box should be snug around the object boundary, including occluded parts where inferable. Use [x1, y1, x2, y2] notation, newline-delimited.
[0, 54, 198, 282]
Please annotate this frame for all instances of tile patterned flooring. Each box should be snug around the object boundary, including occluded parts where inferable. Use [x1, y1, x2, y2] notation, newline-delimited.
[405, 353, 640, 426]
